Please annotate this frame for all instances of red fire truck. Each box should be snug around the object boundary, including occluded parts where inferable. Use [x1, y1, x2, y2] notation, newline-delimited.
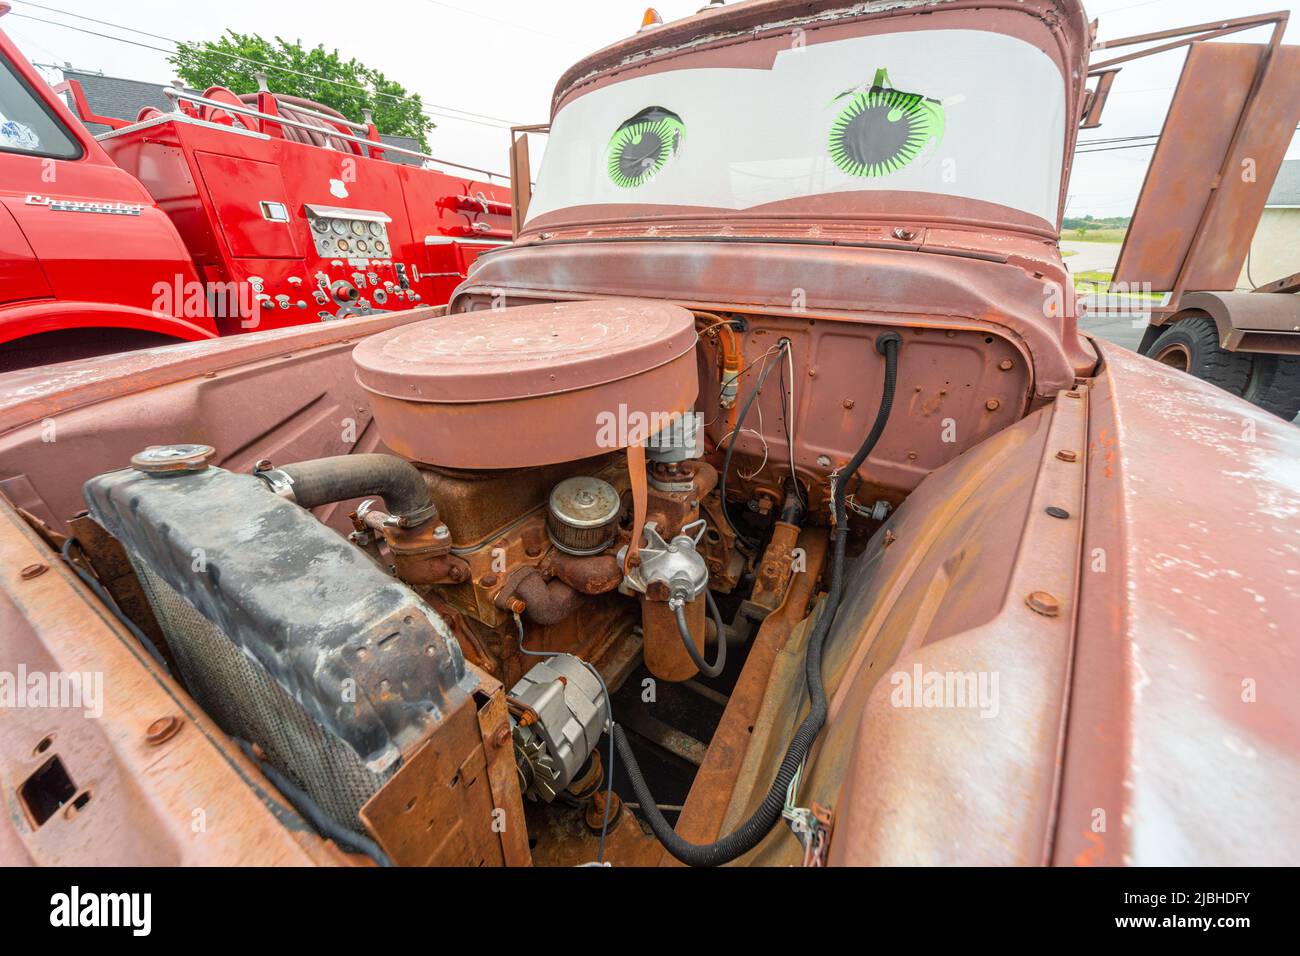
[0, 3, 510, 370]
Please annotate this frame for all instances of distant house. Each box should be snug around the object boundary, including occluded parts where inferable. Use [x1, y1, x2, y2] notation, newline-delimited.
[1238, 158, 1299, 289]
[55, 68, 424, 165]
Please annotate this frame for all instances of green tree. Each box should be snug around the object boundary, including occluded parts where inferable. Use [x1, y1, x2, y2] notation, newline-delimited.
[169, 31, 433, 149]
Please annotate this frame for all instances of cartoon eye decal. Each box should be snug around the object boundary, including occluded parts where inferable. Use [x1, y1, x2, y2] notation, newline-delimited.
[606, 107, 685, 188]
[828, 70, 945, 178]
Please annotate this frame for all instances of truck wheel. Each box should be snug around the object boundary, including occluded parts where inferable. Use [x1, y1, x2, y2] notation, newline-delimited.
[1242, 355, 1300, 421]
[1148, 317, 1254, 394]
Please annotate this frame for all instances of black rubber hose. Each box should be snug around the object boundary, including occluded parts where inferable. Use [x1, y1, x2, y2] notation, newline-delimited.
[672, 591, 728, 679]
[616, 331, 901, 867]
[779, 481, 806, 525]
[277, 454, 434, 523]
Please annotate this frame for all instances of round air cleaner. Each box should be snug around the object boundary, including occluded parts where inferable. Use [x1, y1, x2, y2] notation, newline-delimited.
[547, 476, 621, 555]
[353, 299, 699, 469]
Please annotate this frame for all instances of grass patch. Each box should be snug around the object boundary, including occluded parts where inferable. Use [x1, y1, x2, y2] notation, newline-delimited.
[1072, 269, 1165, 301]
[1063, 228, 1127, 243]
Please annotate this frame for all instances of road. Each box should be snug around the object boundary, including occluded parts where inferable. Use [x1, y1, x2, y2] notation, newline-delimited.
[1061, 240, 1122, 275]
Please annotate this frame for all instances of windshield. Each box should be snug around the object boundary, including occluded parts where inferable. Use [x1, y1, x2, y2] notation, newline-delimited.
[0, 57, 81, 160]
[527, 28, 1066, 228]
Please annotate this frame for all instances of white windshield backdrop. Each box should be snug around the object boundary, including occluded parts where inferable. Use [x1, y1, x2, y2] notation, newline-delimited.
[527, 28, 1067, 226]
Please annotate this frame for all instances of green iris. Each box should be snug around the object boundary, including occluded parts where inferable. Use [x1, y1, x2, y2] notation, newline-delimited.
[828, 77, 945, 179]
[606, 108, 685, 188]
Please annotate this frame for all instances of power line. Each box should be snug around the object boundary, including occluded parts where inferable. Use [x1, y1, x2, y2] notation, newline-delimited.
[1076, 124, 1299, 154]
[1076, 142, 1160, 155]
[9, 2, 521, 129]
[419, 0, 587, 47]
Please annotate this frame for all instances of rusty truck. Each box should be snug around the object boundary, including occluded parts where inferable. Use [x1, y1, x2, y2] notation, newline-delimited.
[0, 0, 1295, 867]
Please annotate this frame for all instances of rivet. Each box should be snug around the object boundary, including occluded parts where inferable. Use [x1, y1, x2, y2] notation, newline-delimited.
[20, 563, 48, 580]
[1026, 591, 1060, 617]
[985, 398, 1001, 411]
[145, 715, 182, 746]
[999, 359, 1014, 371]
[1046, 506, 1070, 519]
[1056, 450, 1078, 462]
[843, 398, 855, 409]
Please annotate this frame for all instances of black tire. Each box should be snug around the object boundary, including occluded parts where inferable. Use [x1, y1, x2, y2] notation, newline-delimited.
[1147, 316, 1254, 394]
[1243, 354, 1300, 421]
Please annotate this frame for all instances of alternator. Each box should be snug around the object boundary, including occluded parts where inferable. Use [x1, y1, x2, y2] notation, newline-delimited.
[509, 654, 608, 801]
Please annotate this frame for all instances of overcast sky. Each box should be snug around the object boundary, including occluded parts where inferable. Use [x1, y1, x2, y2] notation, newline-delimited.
[4, 0, 1297, 218]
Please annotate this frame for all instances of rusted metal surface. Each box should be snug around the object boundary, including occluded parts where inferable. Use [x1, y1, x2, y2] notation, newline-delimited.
[748, 520, 802, 614]
[525, 795, 660, 867]
[1173, 291, 1300, 355]
[1054, 341, 1300, 866]
[0, 315, 412, 539]
[0, 498, 357, 865]
[715, 388, 1088, 866]
[1254, 271, 1300, 295]
[640, 596, 706, 683]
[663, 528, 826, 863]
[65, 513, 166, 652]
[1090, 12, 1288, 71]
[468, 665, 533, 866]
[618, 707, 707, 768]
[455, 255, 1064, 514]
[359, 695, 504, 866]
[1079, 69, 1119, 129]
[1111, 39, 1300, 295]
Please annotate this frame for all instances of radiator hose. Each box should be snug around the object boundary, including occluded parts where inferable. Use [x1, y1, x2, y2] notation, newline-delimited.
[275, 454, 436, 526]
[615, 331, 901, 866]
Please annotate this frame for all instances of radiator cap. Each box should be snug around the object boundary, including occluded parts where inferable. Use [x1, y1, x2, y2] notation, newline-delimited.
[130, 444, 216, 475]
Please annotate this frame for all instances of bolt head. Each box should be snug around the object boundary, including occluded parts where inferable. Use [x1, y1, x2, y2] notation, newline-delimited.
[1026, 591, 1061, 617]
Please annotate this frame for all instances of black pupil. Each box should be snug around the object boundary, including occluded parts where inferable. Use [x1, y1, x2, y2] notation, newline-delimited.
[840, 103, 911, 166]
[618, 130, 665, 179]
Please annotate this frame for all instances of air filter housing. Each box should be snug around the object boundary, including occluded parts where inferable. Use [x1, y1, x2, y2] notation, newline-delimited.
[352, 299, 698, 469]
[547, 475, 621, 555]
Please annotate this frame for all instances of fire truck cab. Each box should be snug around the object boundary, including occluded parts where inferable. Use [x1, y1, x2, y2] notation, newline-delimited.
[0, 4, 510, 370]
